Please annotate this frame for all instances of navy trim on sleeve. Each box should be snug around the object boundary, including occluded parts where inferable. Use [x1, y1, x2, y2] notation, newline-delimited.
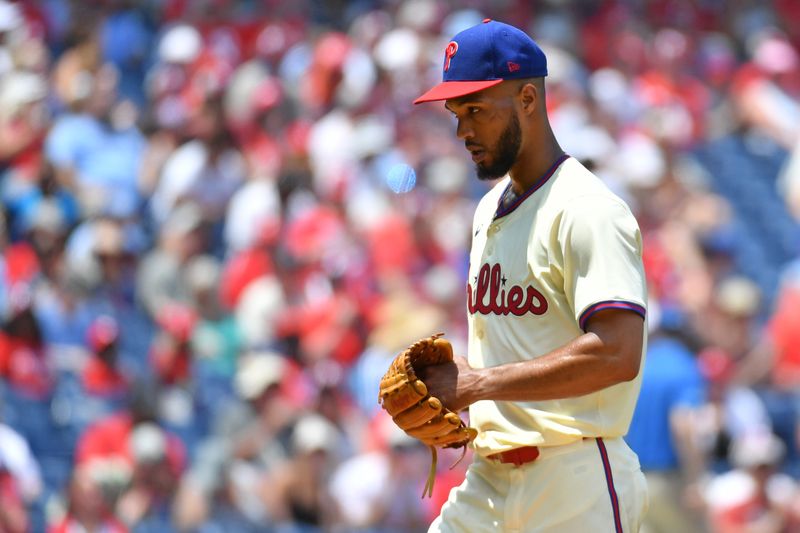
[579, 300, 646, 331]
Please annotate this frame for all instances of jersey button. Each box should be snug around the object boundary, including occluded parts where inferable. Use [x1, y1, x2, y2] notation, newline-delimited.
[476, 328, 485, 339]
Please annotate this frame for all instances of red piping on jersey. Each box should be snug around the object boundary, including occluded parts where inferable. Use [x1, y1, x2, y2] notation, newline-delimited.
[596, 438, 625, 533]
[493, 153, 570, 220]
[579, 301, 646, 331]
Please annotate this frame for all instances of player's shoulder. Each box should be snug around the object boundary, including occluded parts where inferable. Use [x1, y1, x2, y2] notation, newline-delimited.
[554, 158, 616, 196]
[553, 158, 634, 215]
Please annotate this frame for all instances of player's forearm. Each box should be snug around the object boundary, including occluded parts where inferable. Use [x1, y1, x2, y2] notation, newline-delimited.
[468, 334, 638, 403]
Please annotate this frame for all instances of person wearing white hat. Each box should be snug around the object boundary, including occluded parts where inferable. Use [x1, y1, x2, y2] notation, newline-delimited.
[264, 414, 342, 530]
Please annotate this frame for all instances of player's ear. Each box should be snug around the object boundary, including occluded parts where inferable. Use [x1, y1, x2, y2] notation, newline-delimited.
[517, 79, 540, 115]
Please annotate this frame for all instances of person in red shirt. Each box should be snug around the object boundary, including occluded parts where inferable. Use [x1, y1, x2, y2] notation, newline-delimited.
[0, 284, 52, 398]
[74, 383, 186, 481]
[82, 315, 129, 397]
[116, 423, 183, 528]
[148, 304, 197, 386]
[0, 466, 29, 533]
[736, 283, 800, 389]
[766, 285, 800, 389]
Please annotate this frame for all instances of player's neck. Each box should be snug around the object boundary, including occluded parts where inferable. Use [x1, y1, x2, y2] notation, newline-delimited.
[508, 132, 563, 196]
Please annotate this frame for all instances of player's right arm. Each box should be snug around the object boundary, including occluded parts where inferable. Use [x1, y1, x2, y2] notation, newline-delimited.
[421, 193, 647, 411]
[418, 306, 644, 412]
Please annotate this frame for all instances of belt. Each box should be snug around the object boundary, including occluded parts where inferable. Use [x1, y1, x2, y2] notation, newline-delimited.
[487, 446, 540, 467]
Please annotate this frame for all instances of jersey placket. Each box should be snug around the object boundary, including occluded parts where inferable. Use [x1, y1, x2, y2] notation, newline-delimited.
[474, 218, 502, 342]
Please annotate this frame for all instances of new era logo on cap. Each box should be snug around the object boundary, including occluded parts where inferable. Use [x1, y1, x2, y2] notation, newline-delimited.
[414, 19, 548, 104]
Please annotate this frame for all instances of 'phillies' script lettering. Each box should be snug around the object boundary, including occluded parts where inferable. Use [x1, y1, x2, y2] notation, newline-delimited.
[467, 263, 548, 316]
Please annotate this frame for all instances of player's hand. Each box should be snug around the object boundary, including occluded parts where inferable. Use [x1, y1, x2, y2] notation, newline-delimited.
[416, 355, 480, 412]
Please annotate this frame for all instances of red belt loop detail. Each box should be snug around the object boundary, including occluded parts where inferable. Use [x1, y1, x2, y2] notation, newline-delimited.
[488, 446, 540, 466]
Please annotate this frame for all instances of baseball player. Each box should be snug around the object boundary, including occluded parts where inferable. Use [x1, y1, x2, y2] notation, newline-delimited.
[413, 20, 649, 532]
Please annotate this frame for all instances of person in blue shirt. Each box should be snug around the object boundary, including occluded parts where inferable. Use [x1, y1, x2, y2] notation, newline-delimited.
[45, 55, 145, 220]
[627, 312, 709, 533]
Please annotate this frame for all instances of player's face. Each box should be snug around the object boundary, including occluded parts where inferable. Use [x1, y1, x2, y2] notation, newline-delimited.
[446, 89, 522, 181]
[476, 112, 521, 180]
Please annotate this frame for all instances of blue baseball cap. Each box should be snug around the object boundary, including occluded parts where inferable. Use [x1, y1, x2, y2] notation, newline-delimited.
[414, 19, 548, 104]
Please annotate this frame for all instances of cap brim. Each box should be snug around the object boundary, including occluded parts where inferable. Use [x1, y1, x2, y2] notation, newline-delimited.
[413, 79, 504, 104]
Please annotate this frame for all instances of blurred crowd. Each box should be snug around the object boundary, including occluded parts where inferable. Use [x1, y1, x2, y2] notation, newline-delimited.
[1, 0, 800, 531]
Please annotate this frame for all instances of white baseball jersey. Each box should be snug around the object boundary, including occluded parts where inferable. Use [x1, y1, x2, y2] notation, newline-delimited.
[466, 154, 648, 456]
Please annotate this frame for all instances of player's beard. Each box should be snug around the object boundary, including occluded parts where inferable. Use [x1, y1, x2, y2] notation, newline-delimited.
[475, 113, 522, 181]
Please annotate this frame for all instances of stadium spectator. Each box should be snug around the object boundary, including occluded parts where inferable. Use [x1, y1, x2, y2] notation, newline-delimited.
[627, 315, 708, 533]
[82, 315, 129, 398]
[263, 413, 342, 530]
[48, 465, 125, 533]
[703, 431, 799, 532]
[0, 422, 42, 533]
[330, 420, 436, 531]
[0, 283, 52, 398]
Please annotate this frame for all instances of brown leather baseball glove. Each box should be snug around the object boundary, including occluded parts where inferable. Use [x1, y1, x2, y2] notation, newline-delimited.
[378, 333, 477, 497]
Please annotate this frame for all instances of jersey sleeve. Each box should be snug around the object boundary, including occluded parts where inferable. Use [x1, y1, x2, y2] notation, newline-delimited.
[556, 195, 647, 331]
